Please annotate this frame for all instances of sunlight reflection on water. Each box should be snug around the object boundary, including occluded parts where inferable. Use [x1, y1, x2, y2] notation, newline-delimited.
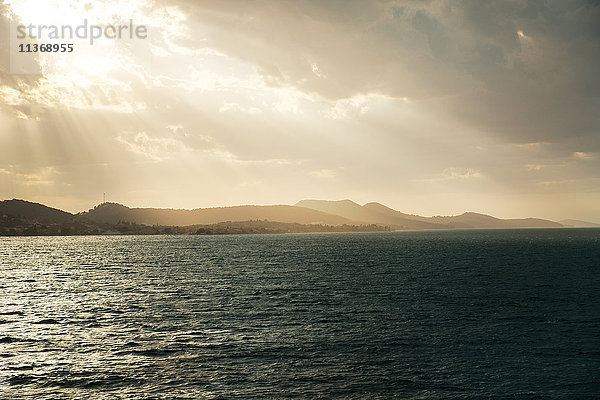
[1, 230, 599, 399]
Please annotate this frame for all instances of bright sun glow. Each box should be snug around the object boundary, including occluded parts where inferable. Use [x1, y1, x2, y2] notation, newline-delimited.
[4, 0, 196, 112]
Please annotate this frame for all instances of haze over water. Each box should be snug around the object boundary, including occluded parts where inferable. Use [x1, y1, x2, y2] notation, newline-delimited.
[1, 229, 599, 399]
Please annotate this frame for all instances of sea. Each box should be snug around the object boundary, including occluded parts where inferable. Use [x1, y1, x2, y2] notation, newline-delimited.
[1, 229, 599, 399]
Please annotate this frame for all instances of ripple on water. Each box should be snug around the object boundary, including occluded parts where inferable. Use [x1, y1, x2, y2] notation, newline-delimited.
[31, 319, 61, 325]
[0, 231, 599, 398]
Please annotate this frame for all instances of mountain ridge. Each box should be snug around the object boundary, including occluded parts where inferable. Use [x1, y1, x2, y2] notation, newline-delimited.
[81, 202, 357, 226]
[295, 199, 563, 229]
[0, 199, 383, 236]
[0, 199, 74, 222]
[559, 219, 600, 228]
[2, 198, 596, 232]
[295, 199, 452, 230]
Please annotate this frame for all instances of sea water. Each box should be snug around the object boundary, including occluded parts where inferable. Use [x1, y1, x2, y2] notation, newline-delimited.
[1, 229, 599, 399]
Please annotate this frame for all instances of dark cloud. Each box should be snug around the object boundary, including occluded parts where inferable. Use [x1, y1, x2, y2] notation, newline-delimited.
[166, 0, 599, 146]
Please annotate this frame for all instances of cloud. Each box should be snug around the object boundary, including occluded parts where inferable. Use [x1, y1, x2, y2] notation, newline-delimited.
[573, 151, 598, 160]
[310, 169, 338, 179]
[219, 102, 262, 115]
[1, 0, 599, 220]
[0, 165, 61, 187]
[410, 167, 484, 183]
[0, 4, 45, 117]
[165, 0, 599, 147]
[443, 167, 483, 180]
[324, 94, 385, 120]
[116, 131, 192, 161]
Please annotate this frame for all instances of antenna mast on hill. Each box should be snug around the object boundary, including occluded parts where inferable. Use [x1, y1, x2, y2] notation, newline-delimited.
[103, 193, 106, 204]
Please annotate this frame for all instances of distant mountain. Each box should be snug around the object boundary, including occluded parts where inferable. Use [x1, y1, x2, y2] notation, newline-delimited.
[0, 199, 73, 223]
[295, 199, 451, 230]
[430, 212, 562, 229]
[0, 200, 383, 236]
[81, 202, 357, 226]
[0, 198, 578, 235]
[559, 219, 600, 227]
[296, 200, 563, 229]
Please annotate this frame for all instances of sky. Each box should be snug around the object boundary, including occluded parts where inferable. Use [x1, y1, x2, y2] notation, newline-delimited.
[0, 0, 599, 221]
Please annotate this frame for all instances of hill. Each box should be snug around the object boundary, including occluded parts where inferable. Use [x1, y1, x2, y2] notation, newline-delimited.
[559, 219, 600, 228]
[81, 202, 358, 226]
[0, 198, 575, 235]
[295, 199, 451, 230]
[0, 199, 73, 222]
[296, 200, 563, 229]
[0, 200, 384, 236]
[430, 212, 562, 229]
[0, 199, 105, 235]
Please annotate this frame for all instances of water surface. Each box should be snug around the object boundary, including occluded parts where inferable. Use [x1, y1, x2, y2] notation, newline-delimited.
[1, 229, 599, 398]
